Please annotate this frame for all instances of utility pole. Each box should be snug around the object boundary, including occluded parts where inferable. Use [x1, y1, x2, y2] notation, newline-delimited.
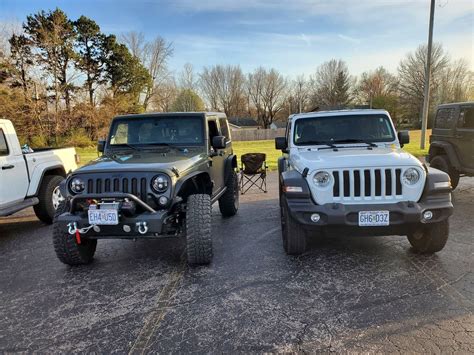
[420, 0, 435, 150]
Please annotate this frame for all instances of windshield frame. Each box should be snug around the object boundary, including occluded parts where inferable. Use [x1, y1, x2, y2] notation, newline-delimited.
[292, 113, 396, 147]
[106, 115, 206, 151]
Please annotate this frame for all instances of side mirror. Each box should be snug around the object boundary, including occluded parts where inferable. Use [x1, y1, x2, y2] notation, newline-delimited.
[275, 137, 288, 151]
[397, 131, 410, 147]
[97, 140, 105, 153]
[212, 136, 226, 150]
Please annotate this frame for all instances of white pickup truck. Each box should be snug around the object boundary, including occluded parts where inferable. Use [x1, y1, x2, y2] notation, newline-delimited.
[0, 119, 78, 223]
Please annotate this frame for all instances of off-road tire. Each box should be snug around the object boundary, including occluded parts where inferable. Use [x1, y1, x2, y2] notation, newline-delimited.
[281, 198, 306, 255]
[186, 194, 213, 265]
[430, 155, 460, 190]
[52, 201, 97, 265]
[407, 220, 449, 254]
[34, 175, 64, 224]
[218, 171, 239, 217]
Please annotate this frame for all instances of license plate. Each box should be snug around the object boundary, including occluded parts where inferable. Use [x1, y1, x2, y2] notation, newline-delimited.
[88, 209, 119, 225]
[358, 211, 389, 226]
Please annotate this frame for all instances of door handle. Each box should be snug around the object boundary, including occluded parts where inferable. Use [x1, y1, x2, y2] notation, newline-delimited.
[1, 164, 14, 170]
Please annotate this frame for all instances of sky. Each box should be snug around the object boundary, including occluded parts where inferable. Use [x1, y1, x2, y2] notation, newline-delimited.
[1, 0, 473, 77]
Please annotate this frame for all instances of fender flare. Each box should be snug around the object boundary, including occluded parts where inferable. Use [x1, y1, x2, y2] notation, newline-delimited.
[28, 164, 66, 197]
[224, 154, 237, 184]
[173, 171, 212, 199]
[429, 142, 461, 169]
[281, 169, 312, 199]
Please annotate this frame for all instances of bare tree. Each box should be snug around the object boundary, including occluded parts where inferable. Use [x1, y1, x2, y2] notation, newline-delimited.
[292, 74, 309, 113]
[437, 59, 473, 104]
[398, 43, 449, 124]
[200, 64, 245, 117]
[247, 67, 287, 127]
[309, 59, 352, 109]
[357, 67, 398, 108]
[179, 62, 197, 90]
[119, 31, 146, 59]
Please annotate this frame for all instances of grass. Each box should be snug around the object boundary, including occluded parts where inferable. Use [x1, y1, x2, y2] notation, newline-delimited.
[76, 129, 431, 171]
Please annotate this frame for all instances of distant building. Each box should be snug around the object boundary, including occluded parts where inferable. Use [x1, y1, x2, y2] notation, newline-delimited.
[228, 118, 260, 131]
[270, 121, 287, 130]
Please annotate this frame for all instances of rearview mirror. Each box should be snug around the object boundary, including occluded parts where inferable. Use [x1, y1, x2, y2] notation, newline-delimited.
[275, 137, 288, 151]
[97, 140, 105, 153]
[397, 131, 410, 147]
[212, 136, 226, 150]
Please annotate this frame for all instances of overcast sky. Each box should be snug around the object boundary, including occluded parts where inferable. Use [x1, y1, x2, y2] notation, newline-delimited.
[1, 0, 473, 77]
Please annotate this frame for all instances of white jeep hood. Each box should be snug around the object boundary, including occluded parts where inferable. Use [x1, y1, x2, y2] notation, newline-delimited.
[291, 146, 423, 172]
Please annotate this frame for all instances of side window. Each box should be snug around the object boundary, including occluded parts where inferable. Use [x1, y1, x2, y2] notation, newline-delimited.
[0, 128, 9, 156]
[458, 107, 474, 129]
[434, 108, 456, 129]
[218, 118, 231, 142]
[207, 120, 219, 148]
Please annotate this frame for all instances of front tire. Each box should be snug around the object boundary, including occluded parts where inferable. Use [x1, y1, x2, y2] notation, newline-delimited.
[430, 155, 460, 190]
[407, 220, 449, 254]
[218, 171, 239, 217]
[52, 201, 97, 265]
[186, 194, 213, 265]
[281, 198, 306, 255]
[34, 175, 65, 224]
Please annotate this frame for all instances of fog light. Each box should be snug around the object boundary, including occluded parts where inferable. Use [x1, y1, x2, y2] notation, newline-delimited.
[311, 213, 321, 223]
[158, 196, 168, 206]
[423, 210, 433, 221]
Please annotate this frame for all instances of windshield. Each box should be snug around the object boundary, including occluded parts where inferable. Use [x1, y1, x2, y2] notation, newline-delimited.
[108, 116, 204, 148]
[293, 114, 395, 146]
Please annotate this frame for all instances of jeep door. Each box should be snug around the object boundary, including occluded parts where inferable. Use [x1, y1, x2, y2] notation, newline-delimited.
[455, 104, 474, 169]
[207, 117, 225, 193]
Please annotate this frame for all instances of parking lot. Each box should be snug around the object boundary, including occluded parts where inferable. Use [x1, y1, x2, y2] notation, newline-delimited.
[0, 172, 473, 353]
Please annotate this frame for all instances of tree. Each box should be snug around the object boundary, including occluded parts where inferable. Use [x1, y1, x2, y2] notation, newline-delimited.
[24, 9, 77, 115]
[74, 16, 107, 105]
[199, 65, 245, 117]
[120, 31, 173, 110]
[171, 88, 204, 112]
[398, 43, 449, 125]
[8, 34, 34, 99]
[437, 59, 473, 104]
[247, 67, 287, 127]
[103, 35, 151, 105]
[310, 59, 352, 109]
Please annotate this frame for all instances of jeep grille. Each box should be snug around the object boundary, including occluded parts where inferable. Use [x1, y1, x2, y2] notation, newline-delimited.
[86, 177, 149, 201]
[332, 168, 403, 200]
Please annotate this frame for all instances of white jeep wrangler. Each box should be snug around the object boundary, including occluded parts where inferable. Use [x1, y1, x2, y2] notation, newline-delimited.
[276, 109, 453, 255]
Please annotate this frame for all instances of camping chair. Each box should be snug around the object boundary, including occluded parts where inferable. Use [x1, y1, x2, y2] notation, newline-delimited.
[240, 153, 268, 194]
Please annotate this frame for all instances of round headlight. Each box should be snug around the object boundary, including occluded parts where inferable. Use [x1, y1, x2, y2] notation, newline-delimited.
[70, 177, 85, 194]
[313, 171, 331, 187]
[402, 168, 420, 185]
[151, 174, 169, 193]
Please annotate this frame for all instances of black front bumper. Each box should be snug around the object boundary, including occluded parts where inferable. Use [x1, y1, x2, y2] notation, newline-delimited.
[284, 195, 453, 237]
[56, 193, 175, 239]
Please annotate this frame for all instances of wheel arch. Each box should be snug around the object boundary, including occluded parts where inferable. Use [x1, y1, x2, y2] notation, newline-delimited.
[28, 165, 66, 197]
[174, 171, 213, 201]
[428, 142, 461, 169]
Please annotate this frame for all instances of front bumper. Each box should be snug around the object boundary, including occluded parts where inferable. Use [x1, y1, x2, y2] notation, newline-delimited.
[284, 196, 453, 236]
[56, 193, 176, 239]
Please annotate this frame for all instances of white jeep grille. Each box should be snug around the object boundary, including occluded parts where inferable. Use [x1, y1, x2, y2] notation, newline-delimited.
[332, 168, 403, 201]
[308, 166, 425, 205]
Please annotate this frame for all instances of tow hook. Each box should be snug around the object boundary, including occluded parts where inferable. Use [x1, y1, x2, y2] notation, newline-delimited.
[136, 221, 149, 235]
[67, 222, 96, 245]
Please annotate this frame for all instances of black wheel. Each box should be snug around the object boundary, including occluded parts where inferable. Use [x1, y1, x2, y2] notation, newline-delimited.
[34, 175, 65, 224]
[407, 220, 449, 253]
[52, 201, 97, 265]
[281, 198, 306, 255]
[430, 155, 460, 190]
[186, 194, 213, 265]
[218, 170, 239, 217]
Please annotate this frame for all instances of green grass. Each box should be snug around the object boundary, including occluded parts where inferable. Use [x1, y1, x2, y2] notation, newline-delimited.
[76, 129, 431, 170]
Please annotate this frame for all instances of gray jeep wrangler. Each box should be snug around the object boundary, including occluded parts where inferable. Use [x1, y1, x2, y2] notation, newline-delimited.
[428, 102, 474, 189]
[53, 112, 239, 266]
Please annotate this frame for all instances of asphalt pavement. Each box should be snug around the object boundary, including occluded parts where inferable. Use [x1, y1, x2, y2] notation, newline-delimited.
[0, 173, 473, 353]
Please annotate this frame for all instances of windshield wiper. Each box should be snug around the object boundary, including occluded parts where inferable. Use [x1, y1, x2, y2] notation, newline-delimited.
[332, 139, 378, 147]
[298, 140, 338, 149]
[111, 143, 142, 152]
